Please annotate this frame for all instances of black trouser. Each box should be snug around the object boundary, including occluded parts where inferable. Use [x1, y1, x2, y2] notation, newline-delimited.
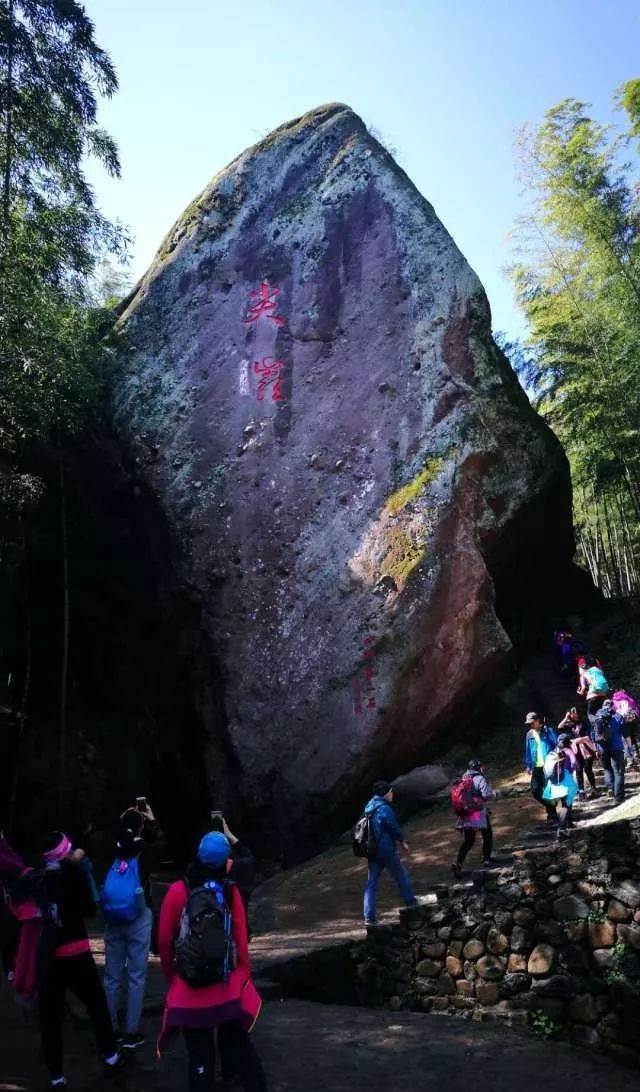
[456, 819, 492, 866]
[575, 753, 596, 792]
[39, 952, 117, 1079]
[184, 1023, 267, 1092]
[0, 903, 20, 977]
[601, 747, 625, 802]
[530, 767, 557, 819]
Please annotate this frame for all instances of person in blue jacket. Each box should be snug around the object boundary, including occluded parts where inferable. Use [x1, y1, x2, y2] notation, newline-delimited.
[362, 780, 416, 927]
[593, 700, 626, 803]
[523, 712, 558, 824]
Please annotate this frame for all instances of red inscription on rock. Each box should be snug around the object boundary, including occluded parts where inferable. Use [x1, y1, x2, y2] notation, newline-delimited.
[244, 281, 285, 327]
[253, 357, 285, 402]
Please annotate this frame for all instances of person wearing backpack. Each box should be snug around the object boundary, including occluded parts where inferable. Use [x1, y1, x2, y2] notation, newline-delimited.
[102, 807, 159, 1050]
[11, 831, 124, 1089]
[558, 708, 598, 798]
[157, 830, 266, 1092]
[451, 760, 497, 878]
[593, 699, 626, 803]
[360, 780, 416, 928]
[542, 735, 579, 840]
[523, 713, 558, 824]
[612, 689, 640, 766]
[578, 655, 610, 726]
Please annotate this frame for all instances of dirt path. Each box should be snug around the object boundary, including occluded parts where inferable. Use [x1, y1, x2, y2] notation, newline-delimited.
[3, 985, 638, 1092]
[251, 765, 640, 977]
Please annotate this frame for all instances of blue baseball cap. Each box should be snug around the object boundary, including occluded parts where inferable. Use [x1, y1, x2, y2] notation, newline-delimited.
[197, 831, 231, 867]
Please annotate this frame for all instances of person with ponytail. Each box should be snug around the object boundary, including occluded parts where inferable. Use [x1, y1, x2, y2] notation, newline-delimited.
[102, 807, 158, 1050]
[12, 830, 124, 1089]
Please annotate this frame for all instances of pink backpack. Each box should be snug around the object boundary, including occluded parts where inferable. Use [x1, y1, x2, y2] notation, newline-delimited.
[612, 689, 640, 723]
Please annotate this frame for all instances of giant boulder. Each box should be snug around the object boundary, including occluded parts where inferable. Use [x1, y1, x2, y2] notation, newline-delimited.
[111, 104, 574, 853]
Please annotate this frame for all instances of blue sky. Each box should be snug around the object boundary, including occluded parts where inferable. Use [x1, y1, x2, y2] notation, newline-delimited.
[85, 0, 639, 340]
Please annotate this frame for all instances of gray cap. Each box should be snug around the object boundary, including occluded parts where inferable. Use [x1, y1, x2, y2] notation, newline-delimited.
[524, 712, 540, 724]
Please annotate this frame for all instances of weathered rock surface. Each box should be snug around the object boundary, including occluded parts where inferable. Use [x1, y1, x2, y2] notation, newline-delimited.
[111, 103, 574, 848]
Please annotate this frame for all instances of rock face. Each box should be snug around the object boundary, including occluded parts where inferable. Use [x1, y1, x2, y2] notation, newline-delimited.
[111, 103, 574, 851]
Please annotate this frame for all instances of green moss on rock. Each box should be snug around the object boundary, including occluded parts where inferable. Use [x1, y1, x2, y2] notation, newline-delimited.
[385, 455, 444, 516]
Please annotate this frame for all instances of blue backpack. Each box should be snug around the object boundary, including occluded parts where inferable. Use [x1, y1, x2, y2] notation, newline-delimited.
[101, 857, 143, 922]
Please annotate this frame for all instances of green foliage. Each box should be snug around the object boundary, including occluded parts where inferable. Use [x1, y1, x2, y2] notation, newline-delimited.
[603, 969, 626, 985]
[0, 0, 127, 508]
[586, 908, 607, 924]
[530, 1010, 559, 1039]
[611, 940, 628, 962]
[508, 88, 640, 595]
[619, 78, 640, 139]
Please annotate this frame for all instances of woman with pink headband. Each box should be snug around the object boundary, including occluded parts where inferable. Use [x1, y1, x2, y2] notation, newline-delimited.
[12, 830, 126, 1089]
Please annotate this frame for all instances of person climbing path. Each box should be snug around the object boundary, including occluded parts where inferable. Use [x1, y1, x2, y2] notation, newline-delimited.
[523, 712, 558, 825]
[542, 734, 579, 840]
[358, 781, 417, 928]
[451, 759, 497, 877]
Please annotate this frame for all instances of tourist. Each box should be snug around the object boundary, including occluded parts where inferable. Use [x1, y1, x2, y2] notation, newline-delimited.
[157, 830, 266, 1092]
[578, 655, 610, 727]
[451, 759, 497, 878]
[593, 699, 626, 804]
[12, 831, 124, 1089]
[542, 734, 579, 840]
[558, 708, 598, 798]
[362, 780, 416, 927]
[523, 712, 558, 824]
[102, 804, 161, 1049]
[553, 627, 574, 674]
[612, 689, 640, 766]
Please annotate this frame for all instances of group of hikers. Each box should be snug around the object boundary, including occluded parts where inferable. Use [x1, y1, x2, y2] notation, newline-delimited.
[0, 804, 266, 1092]
[353, 633, 640, 925]
[2, 631, 639, 1088]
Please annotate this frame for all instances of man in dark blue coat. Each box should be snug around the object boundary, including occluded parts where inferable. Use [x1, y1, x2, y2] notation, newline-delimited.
[362, 780, 416, 926]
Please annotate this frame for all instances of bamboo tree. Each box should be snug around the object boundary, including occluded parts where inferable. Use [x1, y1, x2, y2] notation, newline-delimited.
[508, 89, 640, 597]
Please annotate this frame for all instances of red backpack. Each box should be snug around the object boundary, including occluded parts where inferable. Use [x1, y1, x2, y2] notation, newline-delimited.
[450, 775, 482, 817]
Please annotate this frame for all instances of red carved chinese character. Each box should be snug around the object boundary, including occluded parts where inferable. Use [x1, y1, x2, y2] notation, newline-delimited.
[253, 357, 285, 402]
[366, 697, 377, 710]
[244, 281, 285, 326]
[364, 664, 375, 682]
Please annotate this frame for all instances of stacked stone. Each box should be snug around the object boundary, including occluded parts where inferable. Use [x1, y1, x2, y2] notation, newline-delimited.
[355, 822, 640, 1055]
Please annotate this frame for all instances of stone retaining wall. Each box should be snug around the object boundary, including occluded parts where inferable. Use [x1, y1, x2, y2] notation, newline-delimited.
[354, 820, 640, 1058]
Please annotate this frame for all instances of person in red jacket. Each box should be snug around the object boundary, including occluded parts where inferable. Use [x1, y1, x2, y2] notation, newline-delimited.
[158, 831, 266, 1092]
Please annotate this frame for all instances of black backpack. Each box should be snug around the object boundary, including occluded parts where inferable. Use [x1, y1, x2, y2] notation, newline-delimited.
[595, 710, 613, 744]
[352, 810, 379, 859]
[174, 881, 235, 987]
